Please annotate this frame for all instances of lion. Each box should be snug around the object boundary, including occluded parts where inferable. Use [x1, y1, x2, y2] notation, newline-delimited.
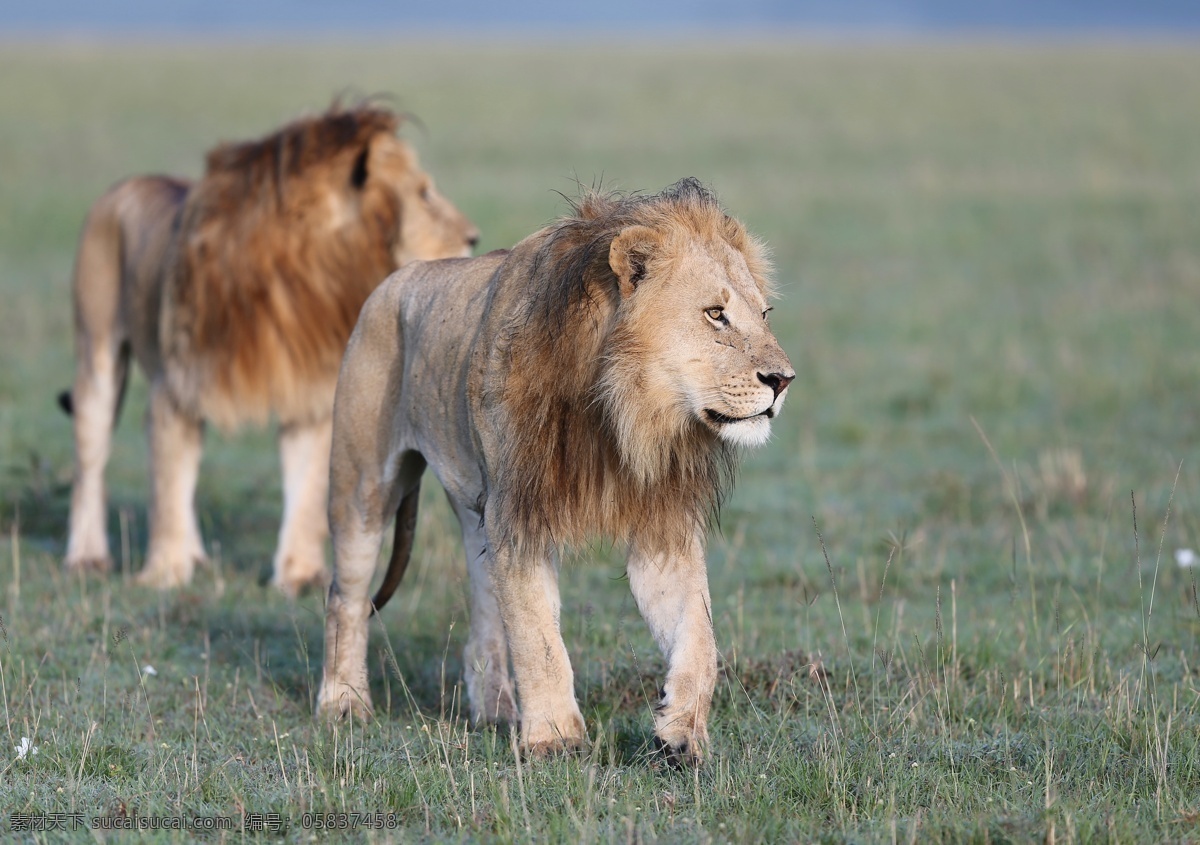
[61, 103, 479, 595]
[316, 178, 794, 764]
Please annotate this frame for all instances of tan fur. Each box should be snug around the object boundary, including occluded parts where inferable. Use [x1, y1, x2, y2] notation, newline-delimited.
[63, 103, 478, 592]
[317, 179, 794, 764]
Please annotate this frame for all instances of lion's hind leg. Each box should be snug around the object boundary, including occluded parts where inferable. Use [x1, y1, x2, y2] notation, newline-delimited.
[317, 464, 425, 721]
[271, 418, 333, 597]
[626, 534, 718, 767]
[316, 277, 418, 722]
[317, 515, 387, 722]
[64, 341, 130, 573]
[64, 197, 132, 574]
[453, 500, 518, 727]
[135, 382, 207, 589]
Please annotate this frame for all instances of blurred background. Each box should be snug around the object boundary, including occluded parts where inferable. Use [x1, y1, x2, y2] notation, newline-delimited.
[4, 0, 1200, 34]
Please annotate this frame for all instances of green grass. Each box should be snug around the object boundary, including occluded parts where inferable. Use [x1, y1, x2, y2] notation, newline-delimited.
[2, 39, 1200, 842]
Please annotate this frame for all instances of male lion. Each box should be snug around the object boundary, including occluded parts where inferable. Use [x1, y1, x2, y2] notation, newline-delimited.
[62, 103, 479, 594]
[317, 178, 794, 764]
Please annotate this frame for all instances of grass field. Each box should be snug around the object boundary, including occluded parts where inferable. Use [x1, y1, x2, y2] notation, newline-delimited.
[1, 39, 1200, 842]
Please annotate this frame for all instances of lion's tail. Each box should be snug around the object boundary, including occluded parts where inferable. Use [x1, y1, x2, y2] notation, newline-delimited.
[57, 350, 130, 427]
[370, 483, 421, 615]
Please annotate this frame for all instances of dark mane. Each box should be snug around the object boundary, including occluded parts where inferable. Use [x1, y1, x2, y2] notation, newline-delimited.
[526, 177, 724, 334]
[203, 103, 401, 208]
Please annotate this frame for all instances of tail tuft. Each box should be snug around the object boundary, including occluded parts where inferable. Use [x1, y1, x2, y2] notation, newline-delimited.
[58, 390, 74, 416]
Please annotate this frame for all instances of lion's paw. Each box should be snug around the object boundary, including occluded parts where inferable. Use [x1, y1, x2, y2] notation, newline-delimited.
[652, 683, 711, 767]
[64, 555, 114, 575]
[653, 733, 707, 768]
[315, 685, 374, 722]
[522, 734, 587, 760]
[486, 689, 520, 727]
[521, 713, 587, 759]
[272, 563, 330, 599]
[136, 542, 208, 589]
[467, 675, 519, 727]
[135, 560, 194, 590]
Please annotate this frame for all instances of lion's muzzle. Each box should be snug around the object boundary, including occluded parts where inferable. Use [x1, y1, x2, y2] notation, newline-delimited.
[757, 370, 794, 399]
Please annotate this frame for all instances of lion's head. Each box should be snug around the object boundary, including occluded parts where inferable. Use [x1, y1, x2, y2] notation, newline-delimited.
[351, 129, 481, 267]
[165, 102, 479, 429]
[492, 178, 794, 553]
[602, 189, 794, 455]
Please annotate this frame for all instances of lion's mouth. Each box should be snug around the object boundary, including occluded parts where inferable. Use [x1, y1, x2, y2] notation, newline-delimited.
[705, 407, 774, 425]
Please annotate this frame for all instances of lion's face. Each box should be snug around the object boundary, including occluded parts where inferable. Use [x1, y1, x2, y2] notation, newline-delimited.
[609, 227, 794, 450]
[366, 134, 479, 265]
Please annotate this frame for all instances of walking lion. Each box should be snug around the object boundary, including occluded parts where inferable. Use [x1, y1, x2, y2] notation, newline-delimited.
[317, 179, 793, 764]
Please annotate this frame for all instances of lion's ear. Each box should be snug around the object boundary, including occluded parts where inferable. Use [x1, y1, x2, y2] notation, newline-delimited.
[349, 145, 370, 190]
[609, 225, 660, 298]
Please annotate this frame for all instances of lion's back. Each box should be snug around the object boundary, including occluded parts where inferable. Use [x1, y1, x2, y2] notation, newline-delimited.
[338, 249, 511, 502]
[392, 250, 511, 371]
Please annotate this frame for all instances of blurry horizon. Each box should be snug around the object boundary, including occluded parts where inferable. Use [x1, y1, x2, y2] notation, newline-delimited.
[4, 0, 1200, 36]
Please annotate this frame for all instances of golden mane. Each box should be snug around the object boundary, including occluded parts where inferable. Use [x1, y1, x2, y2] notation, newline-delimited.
[491, 178, 774, 556]
[202, 104, 400, 206]
[163, 103, 411, 429]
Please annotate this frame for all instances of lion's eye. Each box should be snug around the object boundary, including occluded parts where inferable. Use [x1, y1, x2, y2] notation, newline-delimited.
[705, 307, 725, 324]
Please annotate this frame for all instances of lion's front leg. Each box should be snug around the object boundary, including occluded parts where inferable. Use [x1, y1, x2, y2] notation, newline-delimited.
[136, 383, 207, 589]
[490, 539, 585, 757]
[627, 533, 718, 766]
[271, 418, 332, 597]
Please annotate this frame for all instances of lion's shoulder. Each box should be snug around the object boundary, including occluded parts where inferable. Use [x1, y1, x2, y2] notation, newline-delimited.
[394, 251, 513, 333]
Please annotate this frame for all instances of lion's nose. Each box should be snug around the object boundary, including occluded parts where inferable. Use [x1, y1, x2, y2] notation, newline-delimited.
[466, 231, 481, 250]
[757, 371, 795, 399]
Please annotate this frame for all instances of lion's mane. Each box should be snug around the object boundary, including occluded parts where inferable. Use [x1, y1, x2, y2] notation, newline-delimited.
[162, 104, 408, 429]
[488, 178, 774, 556]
